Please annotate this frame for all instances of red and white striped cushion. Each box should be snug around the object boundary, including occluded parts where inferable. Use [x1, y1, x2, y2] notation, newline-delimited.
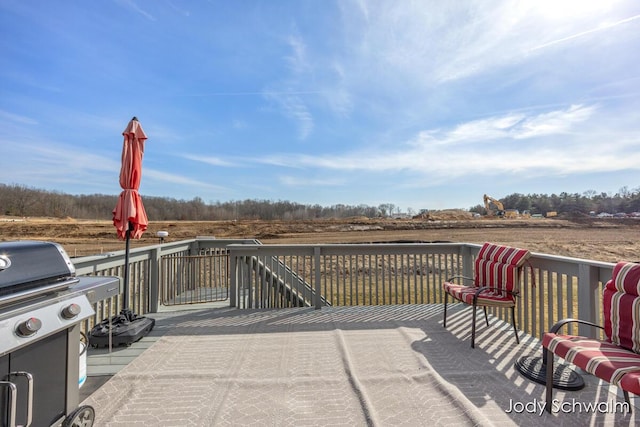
[477, 243, 531, 267]
[442, 283, 514, 307]
[542, 334, 640, 394]
[444, 243, 530, 306]
[475, 243, 530, 295]
[542, 262, 640, 395]
[619, 371, 640, 394]
[604, 262, 640, 352]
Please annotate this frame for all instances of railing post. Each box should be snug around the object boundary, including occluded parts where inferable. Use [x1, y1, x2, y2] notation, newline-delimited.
[461, 245, 474, 280]
[189, 241, 199, 256]
[230, 250, 237, 308]
[314, 246, 321, 309]
[577, 263, 599, 336]
[148, 246, 161, 313]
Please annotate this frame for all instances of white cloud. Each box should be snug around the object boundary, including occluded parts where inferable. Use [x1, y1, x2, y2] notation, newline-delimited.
[333, 1, 639, 89]
[513, 105, 596, 139]
[263, 91, 314, 140]
[285, 35, 309, 74]
[182, 154, 237, 167]
[279, 175, 345, 187]
[260, 1, 634, 141]
[0, 136, 120, 193]
[232, 119, 247, 130]
[143, 169, 225, 190]
[117, 0, 156, 21]
[0, 110, 39, 125]
[262, 34, 315, 140]
[256, 104, 640, 180]
[430, 105, 597, 144]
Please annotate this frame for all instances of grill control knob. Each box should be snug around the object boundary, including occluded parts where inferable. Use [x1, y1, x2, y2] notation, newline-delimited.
[61, 303, 81, 319]
[16, 317, 42, 337]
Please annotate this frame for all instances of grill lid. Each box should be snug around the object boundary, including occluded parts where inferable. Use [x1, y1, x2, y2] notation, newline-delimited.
[0, 241, 76, 298]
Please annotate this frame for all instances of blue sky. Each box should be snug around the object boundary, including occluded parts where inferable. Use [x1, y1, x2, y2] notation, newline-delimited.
[1, 1, 639, 213]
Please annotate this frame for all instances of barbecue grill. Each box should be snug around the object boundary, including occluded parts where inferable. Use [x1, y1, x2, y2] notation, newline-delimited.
[0, 241, 120, 427]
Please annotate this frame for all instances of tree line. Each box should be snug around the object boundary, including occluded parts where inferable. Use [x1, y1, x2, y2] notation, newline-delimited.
[0, 184, 394, 220]
[469, 187, 640, 216]
[1, 183, 639, 221]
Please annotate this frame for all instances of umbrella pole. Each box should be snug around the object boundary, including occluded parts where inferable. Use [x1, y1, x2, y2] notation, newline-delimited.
[123, 221, 131, 311]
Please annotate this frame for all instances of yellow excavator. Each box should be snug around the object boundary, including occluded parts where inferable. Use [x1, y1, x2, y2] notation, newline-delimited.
[483, 194, 506, 218]
[483, 194, 532, 219]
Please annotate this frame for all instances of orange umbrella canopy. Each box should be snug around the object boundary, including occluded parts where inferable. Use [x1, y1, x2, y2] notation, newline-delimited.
[112, 117, 149, 240]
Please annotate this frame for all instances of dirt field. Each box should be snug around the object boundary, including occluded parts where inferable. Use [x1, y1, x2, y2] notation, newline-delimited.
[1, 215, 639, 263]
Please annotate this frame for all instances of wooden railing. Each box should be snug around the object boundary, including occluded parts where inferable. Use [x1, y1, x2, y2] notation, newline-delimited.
[72, 239, 615, 340]
[228, 243, 615, 339]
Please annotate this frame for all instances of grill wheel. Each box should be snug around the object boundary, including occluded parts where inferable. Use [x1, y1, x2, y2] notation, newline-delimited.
[62, 405, 95, 427]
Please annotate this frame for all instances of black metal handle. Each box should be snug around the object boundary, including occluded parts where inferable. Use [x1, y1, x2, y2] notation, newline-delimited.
[9, 371, 33, 427]
[0, 380, 17, 427]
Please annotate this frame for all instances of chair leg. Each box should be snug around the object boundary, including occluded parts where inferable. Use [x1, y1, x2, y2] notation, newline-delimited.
[483, 306, 489, 326]
[510, 306, 519, 344]
[471, 302, 477, 348]
[545, 347, 554, 413]
[443, 292, 448, 328]
[623, 390, 632, 413]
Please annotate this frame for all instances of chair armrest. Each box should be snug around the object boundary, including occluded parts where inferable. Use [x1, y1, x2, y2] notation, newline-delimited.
[473, 286, 518, 298]
[547, 318, 604, 335]
[445, 275, 474, 284]
[542, 319, 604, 363]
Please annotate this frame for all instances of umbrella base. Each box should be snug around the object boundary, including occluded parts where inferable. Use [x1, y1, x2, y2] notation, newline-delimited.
[89, 309, 155, 347]
[515, 355, 585, 391]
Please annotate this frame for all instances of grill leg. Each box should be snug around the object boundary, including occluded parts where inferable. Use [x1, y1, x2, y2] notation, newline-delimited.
[66, 325, 81, 413]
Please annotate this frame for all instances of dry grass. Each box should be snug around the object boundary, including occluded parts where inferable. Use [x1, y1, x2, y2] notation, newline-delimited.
[1, 215, 639, 263]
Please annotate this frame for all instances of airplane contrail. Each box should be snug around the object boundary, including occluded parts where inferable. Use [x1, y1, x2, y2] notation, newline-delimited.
[531, 14, 640, 51]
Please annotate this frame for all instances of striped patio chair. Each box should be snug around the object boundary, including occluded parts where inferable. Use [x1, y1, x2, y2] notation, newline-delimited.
[442, 242, 532, 348]
[543, 261, 640, 413]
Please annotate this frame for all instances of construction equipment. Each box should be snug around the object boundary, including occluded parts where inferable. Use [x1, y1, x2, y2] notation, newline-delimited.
[483, 194, 505, 217]
[504, 209, 519, 219]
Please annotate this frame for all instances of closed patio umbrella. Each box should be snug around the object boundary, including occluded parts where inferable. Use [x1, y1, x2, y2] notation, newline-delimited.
[112, 116, 147, 313]
[90, 117, 155, 348]
[113, 116, 148, 241]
